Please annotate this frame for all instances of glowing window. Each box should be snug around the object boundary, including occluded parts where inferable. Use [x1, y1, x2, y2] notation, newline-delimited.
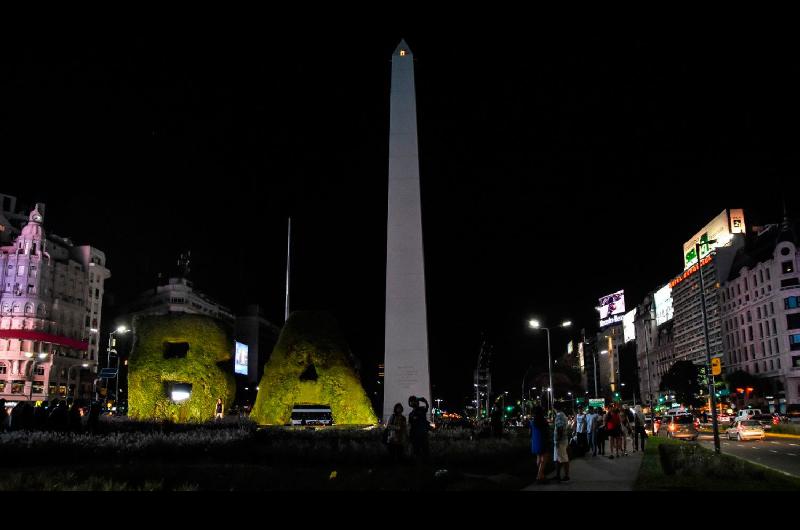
[399, 50, 406, 57]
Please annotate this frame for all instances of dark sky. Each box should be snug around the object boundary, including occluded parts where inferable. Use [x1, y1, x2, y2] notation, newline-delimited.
[2, 27, 799, 409]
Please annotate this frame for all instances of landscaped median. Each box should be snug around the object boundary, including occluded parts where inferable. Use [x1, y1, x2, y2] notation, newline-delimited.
[635, 436, 800, 491]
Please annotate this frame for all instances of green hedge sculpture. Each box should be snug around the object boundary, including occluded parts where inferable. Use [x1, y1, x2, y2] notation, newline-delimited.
[128, 314, 236, 422]
[250, 311, 377, 426]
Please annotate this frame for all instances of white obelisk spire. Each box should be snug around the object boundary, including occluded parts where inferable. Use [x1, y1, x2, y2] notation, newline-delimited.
[383, 39, 431, 421]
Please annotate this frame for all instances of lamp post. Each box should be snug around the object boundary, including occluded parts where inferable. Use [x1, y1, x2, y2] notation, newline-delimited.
[695, 239, 721, 454]
[528, 319, 571, 414]
[106, 325, 129, 406]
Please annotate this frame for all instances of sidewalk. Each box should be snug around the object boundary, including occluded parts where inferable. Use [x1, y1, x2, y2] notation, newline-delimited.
[521, 449, 643, 491]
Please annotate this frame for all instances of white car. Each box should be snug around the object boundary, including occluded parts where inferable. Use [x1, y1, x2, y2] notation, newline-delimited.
[726, 420, 765, 441]
[735, 409, 762, 422]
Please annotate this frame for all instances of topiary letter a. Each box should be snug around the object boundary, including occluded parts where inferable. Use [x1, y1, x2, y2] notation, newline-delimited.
[250, 311, 377, 425]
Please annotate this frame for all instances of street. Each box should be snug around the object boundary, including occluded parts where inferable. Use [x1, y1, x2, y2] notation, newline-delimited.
[695, 434, 800, 478]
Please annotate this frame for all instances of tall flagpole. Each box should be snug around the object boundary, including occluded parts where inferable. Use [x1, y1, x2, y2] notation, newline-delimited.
[285, 217, 291, 322]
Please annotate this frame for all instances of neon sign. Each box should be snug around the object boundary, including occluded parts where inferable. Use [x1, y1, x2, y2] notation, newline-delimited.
[670, 255, 712, 288]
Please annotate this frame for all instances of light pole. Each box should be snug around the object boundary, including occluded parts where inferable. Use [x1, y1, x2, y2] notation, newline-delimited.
[528, 319, 571, 414]
[106, 325, 129, 406]
[696, 239, 721, 454]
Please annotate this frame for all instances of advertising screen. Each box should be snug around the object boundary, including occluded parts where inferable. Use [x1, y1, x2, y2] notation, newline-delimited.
[623, 309, 636, 343]
[597, 290, 625, 327]
[234, 341, 249, 376]
[654, 284, 674, 326]
[682, 209, 744, 269]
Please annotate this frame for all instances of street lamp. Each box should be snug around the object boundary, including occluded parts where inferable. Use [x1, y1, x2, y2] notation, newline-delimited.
[528, 319, 571, 414]
[106, 325, 130, 406]
[695, 238, 722, 454]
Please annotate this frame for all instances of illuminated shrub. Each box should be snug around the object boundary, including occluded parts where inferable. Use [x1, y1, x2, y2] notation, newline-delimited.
[128, 314, 235, 422]
[250, 311, 377, 426]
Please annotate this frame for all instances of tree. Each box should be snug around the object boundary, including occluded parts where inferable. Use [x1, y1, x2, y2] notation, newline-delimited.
[659, 361, 702, 408]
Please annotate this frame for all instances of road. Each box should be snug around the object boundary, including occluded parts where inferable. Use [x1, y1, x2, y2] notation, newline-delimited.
[695, 434, 800, 477]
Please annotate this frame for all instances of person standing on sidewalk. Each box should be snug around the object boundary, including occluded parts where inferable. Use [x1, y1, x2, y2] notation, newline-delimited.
[574, 407, 587, 456]
[619, 406, 631, 456]
[596, 407, 607, 456]
[586, 407, 596, 456]
[553, 403, 570, 482]
[633, 405, 647, 452]
[530, 405, 551, 483]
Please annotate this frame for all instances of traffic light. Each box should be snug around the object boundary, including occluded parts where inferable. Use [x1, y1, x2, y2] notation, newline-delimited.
[506, 406, 514, 412]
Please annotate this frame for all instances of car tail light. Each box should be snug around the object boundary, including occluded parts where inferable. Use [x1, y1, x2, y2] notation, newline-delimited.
[773, 417, 779, 425]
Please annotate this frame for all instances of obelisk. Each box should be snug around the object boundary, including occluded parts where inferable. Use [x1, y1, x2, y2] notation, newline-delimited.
[383, 39, 431, 421]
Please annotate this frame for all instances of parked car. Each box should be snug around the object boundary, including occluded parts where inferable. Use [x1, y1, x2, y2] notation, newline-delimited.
[659, 413, 699, 440]
[727, 420, 765, 441]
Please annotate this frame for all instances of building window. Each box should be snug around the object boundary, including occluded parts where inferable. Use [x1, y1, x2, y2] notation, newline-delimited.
[0, 363, 6, 375]
[754, 362, 759, 373]
[787, 313, 800, 330]
[782, 278, 800, 288]
[785, 296, 800, 309]
[782, 261, 795, 274]
[11, 380, 25, 394]
[17, 265, 24, 276]
[34, 365, 44, 376]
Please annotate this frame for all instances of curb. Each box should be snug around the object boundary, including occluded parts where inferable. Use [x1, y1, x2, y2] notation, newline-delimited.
[765, 432, 800, 440]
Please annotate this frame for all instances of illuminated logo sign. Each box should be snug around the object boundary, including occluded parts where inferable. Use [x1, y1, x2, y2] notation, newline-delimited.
[670, 255, 712, 288]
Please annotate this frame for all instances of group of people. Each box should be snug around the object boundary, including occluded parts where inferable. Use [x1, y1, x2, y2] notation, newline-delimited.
[384, 396, 431, 463]
[0, 398, 103, 434]
[529, 403, 649, 484]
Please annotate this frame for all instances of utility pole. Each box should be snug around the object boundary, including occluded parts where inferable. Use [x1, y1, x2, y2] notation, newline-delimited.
[697, 240, 721, 454]
[285, 217, 292, 322]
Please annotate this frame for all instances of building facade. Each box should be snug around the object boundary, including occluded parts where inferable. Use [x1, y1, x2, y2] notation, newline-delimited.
[720, 220, 800, 410]
[119, 276, 235, 328]
[0, 202, 110, 403]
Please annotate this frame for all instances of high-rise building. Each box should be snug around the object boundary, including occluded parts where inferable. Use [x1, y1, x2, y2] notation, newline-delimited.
[671, 209, 746, 367]
[383, 39, 431, 421]
[0, 198, 109, 403]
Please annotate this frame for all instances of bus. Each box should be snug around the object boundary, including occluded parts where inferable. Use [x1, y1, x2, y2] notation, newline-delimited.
[290, 405, 333, 426]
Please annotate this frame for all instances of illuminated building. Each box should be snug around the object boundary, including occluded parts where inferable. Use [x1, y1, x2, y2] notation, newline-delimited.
[0, 197, 110, 402]
[719, 215, 800, 411]
[671, 209, 746, 367]
[634, 291, 675, 405]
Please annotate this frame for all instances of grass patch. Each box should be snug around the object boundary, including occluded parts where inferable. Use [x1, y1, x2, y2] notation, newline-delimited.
[770, 423, 800, 435]
[635, 436, 800, 491]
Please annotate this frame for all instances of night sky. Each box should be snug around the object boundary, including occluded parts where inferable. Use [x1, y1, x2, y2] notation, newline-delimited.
[3, 27, 798, 409]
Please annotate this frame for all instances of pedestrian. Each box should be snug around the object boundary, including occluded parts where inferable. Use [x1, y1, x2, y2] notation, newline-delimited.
[530, 405, 551, 483]
[596, 408, 607, 455]
[407, 395, 430, 462]
[214, 398, 224, 420]
[68, 403, 83, 433]
[575, 407, 588, 456]
[385, 403, 408, 463]
[633, 405, 647, 452]
[552, 402, 570, 481]
[586, 407, 596, 456]
[87, 401, 101, 434]
[608, 406, 622, 458]
[47, 401, 69, 432]
[619, 406, 631, 456]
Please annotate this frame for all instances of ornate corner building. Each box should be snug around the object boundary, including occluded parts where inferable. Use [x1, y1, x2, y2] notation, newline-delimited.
[0, 195, 109, 403]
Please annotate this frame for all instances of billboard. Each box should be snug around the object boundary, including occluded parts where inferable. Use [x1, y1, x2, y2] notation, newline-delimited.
[597, 290, 625, 327]
[234, 341, 249, 376]
[623, 309, 636, 343]
[682, 209, 745, 269]
[653, 284, 674, 326]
